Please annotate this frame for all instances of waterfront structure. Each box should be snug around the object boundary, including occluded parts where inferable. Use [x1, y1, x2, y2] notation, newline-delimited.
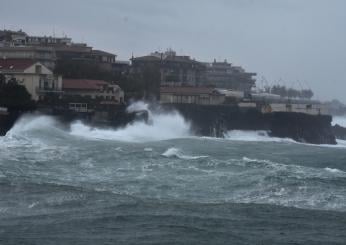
[0, 58, 62, 101]
[132, 50, 206, 86]
[204, 59, 256, 92]
[160, 86, 225, 105]
[62, 79, 124, 104]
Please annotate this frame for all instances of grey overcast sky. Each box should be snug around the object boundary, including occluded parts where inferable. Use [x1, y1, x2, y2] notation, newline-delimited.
[1, 0, 346, 102]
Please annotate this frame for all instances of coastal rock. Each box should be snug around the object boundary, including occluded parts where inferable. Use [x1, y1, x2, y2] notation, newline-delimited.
[332, 124, 346, 140]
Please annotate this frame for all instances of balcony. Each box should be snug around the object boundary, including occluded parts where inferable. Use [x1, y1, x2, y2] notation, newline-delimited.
[36, 87, 63, 94]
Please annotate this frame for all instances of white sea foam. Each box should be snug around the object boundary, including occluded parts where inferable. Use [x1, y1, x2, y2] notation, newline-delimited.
[126, 101, 149, 113]
[324, 167, 345, 174]
[70, 103, 191, 143]
[224, 130, 295, 143]
[332, 116, 346, 127]
[223, 130, 346, 148]
[162, 147, 208, 160]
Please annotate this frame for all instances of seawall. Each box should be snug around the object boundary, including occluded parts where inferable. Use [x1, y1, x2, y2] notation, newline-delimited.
[163, 104, 336, 145]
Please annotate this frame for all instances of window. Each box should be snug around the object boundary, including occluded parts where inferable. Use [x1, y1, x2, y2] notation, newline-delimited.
[35, 65, 42, 74]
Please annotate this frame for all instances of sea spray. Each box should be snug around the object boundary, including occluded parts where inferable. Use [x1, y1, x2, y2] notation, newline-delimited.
[70, 102, 192, 142]
[6, 114, 59, 136]
[162, 147, 208, 160]
[332, 115, 346, 127]
[224, 130, 295, 143]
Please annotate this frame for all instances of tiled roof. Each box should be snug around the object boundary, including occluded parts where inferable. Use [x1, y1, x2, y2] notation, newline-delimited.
[62, 79, 108, 90]
[0, 58, 36, 71]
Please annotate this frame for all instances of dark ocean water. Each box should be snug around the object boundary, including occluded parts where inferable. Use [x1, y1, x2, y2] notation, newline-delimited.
[1, 111, 346, 245]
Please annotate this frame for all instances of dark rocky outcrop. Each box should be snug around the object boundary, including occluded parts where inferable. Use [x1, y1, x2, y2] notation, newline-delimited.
[164, 104, 336, 145]
[332, 124, 346, 140]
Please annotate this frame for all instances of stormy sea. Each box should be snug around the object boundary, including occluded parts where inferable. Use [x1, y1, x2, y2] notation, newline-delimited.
[1, 104, 346, 245]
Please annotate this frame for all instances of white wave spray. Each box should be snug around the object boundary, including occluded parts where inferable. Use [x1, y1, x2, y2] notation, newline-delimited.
[70, 102, 192, 142]
[332, 116, 346, 127]
[162, 147, 208, 160]
[224, 130, 295, 143]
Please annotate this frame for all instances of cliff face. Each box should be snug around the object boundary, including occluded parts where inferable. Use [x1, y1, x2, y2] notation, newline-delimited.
[164, 104, 336, 145]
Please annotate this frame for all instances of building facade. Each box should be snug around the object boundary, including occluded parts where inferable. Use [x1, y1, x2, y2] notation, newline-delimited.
[0, 46, 56, 70]
[0, 58, 62, 101]
[132, 50, 206, 87]
[204, 59, 256, 92]
[62, 79, 124, 104]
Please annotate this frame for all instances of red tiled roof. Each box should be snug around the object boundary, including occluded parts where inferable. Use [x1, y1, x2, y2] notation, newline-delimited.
[160, 86, 221, 95]
[62, 79, 109, 90]
[0, 59, 36, 71]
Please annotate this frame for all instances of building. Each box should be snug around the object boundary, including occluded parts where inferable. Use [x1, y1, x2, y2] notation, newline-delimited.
[54, 43, 93, 60]
[0, 30, 28, 47]
[0, 29, 121, 74]
[0, 58, 62, 101]
[204, 59, 256, 92]
[26, 35, 72, 47]
[91, 50, 116, 64]
[160, 86, 225, 105]
[62, 79, 124, 104]
[0, 46, 56, 69]
[132, 50, 206, 86]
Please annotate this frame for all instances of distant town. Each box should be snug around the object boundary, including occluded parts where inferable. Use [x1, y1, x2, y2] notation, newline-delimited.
[0, 28, 346, 124]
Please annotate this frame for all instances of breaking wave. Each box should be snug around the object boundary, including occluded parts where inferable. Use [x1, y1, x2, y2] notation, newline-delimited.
[162, 147, 208, 160]
[70, 105, 191, 143]
[5, 114, 60, 137]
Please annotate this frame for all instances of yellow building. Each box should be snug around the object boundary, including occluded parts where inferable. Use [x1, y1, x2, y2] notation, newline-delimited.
[0, 58, 62, 101]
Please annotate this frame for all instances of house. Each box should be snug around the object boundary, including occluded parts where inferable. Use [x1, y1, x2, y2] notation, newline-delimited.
[0, 58, 62, 101]
[62, 79, 124, 104]
[160, 86, 225, 105]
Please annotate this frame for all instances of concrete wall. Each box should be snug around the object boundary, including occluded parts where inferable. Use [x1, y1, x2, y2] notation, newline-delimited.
[262, 103, 328, 115]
